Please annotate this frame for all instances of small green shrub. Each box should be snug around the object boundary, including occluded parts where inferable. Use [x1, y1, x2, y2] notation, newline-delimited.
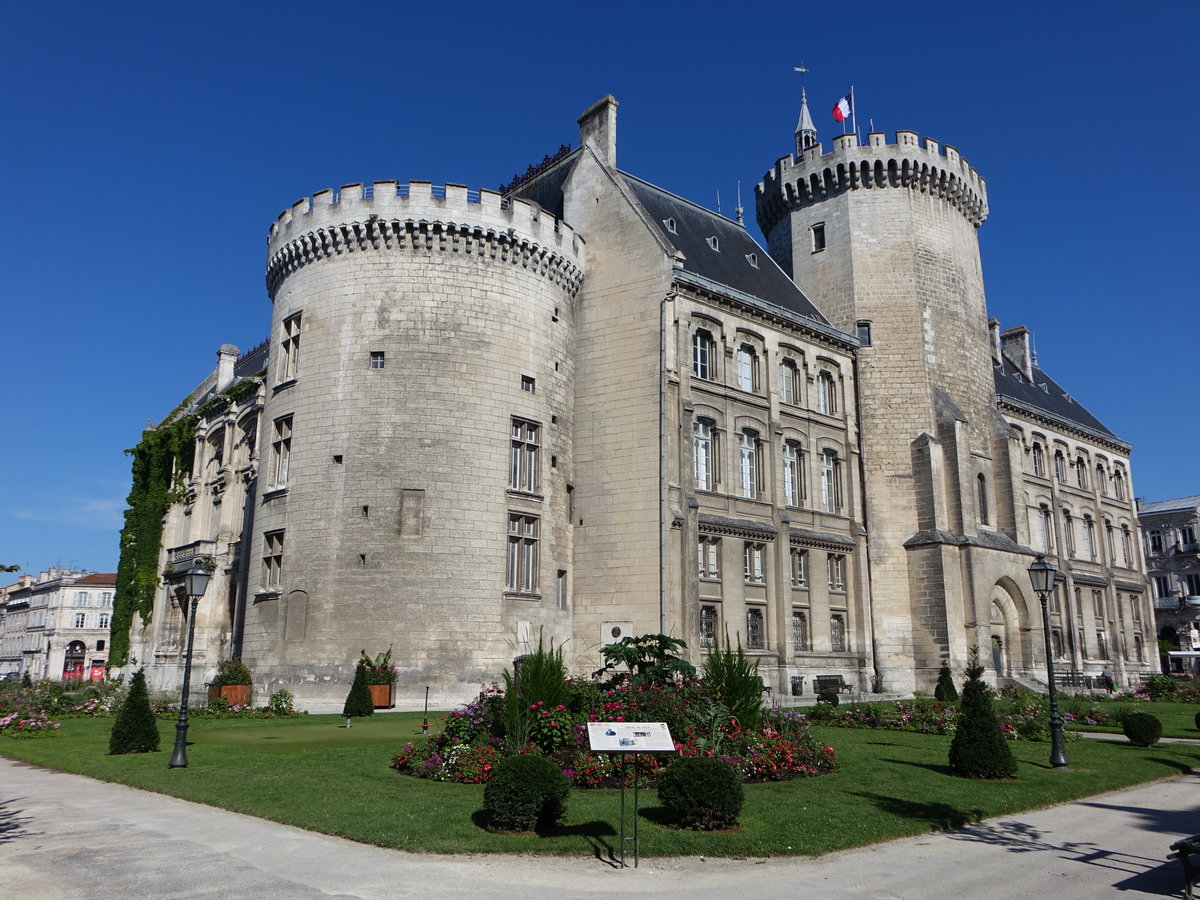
[482, 753, 570, 832]
[207, 696, 231, 714]
[342, 660, 375, 719]
[817, 691, 839, 707]
[1142, 674, 1178, 701]
[657, 756, 744, 830]
[268, 689, 295, 715]
[1122, 712, 1162, 747]
[948, 647, 1016, 779]
[702, 636, 763, 730]
[108, 669, 160, 754]
[212, 658, 253, 686]
[1194, 710, 1200, 732]
[934, 661, 959, 702]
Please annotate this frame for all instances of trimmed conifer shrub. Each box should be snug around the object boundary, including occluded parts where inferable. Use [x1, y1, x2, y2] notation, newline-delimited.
[948, 647, 1016, 779]
[482, 753, 570, 832]
[657, 756, 744, 831]
[108, 669, 160, 754]
[342, 660, 375, 719]
[1122, 712, 1162, 747]
[934, 661, 958, 702]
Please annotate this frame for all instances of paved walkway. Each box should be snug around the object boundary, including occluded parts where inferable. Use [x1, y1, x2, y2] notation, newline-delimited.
[1, 756, 1196, 899]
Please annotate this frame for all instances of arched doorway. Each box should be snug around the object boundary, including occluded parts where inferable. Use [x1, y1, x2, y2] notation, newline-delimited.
[63, 640, 86, 681]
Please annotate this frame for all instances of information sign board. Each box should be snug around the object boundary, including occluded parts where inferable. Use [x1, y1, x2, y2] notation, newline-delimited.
[586, 721, 675, 753]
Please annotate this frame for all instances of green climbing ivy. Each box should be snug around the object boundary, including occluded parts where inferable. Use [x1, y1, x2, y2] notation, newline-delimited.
[108, 416, 197, 668]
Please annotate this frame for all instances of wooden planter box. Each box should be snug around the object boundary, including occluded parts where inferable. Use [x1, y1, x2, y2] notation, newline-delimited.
[369, 683, 395, 709]
[208, 683, 251, 706]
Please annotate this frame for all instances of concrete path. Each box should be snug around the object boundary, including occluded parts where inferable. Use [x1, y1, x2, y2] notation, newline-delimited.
[1, 756, 1196, 899]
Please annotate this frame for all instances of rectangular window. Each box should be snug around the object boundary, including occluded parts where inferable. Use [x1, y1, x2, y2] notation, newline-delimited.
[556, 570, 567, 609]
[73, 613, 86, 628]
[98, 613, 110, 629]
[1095, 631, 1109, 660]
[1082, 518, 1095, 561]
[743, 542, 765, 584]
[1092, 590, 1105, 620]
[830, 613, 847, 653]
[698, 536, 721, 580]
[746, 607, 765, 650]
[271, 416, 293, 489]
[790, 548, 808, 588]
[100, 592, 113, 607]
[1031, 445, 1045, 477]
[262, 530, 285, 590]
[700, 605, 718, 649]
[510, 419, 541, 493]
[811, 223, 826, 252]
[369, 351, 385, 369]
[1063, 511, 1075, 556]
[1150, 530, 1164, 553]
[792, 610, 809, 651]
[76, 591, 89, 607]
[520, 375, 535, 392]
[827, 554, 845, 591]
[856, 320, 872, 346]
[506, 514, 539, 593]
[1182, 525, 1197, 548]
[1153, 575, 1171, 599]
[280, 313, 301, 381]
[1186, 574, 1200, 596]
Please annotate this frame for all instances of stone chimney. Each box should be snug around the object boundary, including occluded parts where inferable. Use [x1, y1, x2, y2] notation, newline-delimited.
[216, 344, 239, 392]
[988, 317, 1002, 363]
[1000, 326, 1034, 381]
[578, 95, 618, 168]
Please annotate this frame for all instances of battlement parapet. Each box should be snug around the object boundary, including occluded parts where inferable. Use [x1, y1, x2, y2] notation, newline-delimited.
[265, 181, 585, 299]
[755, 131, 988, 235]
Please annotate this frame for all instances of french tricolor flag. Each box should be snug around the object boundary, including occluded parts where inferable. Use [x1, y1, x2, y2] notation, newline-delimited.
[832, 94, 853, 123]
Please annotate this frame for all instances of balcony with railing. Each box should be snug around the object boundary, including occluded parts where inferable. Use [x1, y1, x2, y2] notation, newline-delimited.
[164, 540, 217, 576]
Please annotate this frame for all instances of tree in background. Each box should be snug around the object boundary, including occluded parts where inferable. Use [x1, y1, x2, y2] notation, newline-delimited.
[934, 661, 958, 702]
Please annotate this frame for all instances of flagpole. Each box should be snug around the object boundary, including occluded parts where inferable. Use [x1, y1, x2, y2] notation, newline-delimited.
[851, 85, 858, 145]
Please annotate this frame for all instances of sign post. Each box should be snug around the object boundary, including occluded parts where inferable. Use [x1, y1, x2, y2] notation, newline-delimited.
[586, 722, 676, 868]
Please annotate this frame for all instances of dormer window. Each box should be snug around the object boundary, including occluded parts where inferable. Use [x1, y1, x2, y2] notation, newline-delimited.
[707, 236, 719, 251]
[746, 252, 758, 268]
[663, 217, 676, 233]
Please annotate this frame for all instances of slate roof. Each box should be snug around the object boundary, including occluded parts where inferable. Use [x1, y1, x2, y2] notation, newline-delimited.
[1139, 496, 1200, 515]
[620, 174, 829, 324]
[993, 357, 1121, 444]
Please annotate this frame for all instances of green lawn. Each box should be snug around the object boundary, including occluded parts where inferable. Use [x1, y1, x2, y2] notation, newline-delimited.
[1, 713, 1196, 857]
[1058, 698, 1200, 739]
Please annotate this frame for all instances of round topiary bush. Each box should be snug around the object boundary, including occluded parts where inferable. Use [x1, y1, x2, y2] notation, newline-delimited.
[656, 756, 744, 831]
[817, 690, 839, 707]
[482, 753, 570, 832]
[1194, 710, 1200, 732]
[1122, 712, 1163, 747]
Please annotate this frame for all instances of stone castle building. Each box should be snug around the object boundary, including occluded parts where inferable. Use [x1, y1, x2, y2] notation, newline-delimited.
[119, 94, 1153, 707]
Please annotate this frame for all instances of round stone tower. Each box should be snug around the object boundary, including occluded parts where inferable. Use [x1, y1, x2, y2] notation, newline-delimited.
[245, 181, 585, 708]
[757, 128, 996, 692]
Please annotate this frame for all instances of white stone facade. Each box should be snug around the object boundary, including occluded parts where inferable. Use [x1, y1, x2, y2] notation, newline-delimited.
[118, 95, 1153, 707]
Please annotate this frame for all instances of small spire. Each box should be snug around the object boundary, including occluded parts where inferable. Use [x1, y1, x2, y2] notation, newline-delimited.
[735, 181, 744, 226]
[795, 86, 817, 155]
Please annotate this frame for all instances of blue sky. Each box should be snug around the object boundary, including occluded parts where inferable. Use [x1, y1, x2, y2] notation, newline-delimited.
[3, 0, 1197, 575]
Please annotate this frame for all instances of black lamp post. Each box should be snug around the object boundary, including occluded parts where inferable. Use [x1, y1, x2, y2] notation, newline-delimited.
[169, 561, 212, 769]
[1028, 554, 1069, 770]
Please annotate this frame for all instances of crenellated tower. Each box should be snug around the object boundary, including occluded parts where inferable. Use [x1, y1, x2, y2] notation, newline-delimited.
[757, 130, 1000, 691]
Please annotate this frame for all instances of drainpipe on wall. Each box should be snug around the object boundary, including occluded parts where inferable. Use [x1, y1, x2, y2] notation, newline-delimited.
[659, 290, 678, 635]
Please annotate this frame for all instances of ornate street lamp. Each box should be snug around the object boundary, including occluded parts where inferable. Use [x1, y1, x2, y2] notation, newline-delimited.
[1028, 554, 1069, 769]
[168, 561, 212, 769]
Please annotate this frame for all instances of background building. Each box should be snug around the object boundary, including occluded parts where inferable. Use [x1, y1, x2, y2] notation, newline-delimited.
[1140, 495, 1200, 672]
[115, 95, 1154, 708]
[1, 569, 114, 681]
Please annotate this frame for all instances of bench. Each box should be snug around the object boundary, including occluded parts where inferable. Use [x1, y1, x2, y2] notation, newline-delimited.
[1169, 834, 1200, 900]
[813, 675, 853, 695]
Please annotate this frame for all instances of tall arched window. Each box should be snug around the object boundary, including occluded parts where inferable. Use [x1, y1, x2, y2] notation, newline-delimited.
[1113, 469, 1126, 500]
[736, 344, 758, 392]
[977, 474, 989, 525]
[1075, 456, 1088, 489]
[820, 450, 842, 512]
[779, 359, 798, 405]
[739, 430, 760, 499]
[1096, 463, 1108, 495]
[783, 441, 804, 507]
[816, 371, 836, 415]
[1031, 443, 1046, 477]
[1053, 450, 1066, 483]
[693, 420, 715, 491]
[692, 329, 714, 380]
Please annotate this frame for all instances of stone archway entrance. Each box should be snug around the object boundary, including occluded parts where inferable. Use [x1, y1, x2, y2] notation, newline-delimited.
[989, 602, 1008, 676]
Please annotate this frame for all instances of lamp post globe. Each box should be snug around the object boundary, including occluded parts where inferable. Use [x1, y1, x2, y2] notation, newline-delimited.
[169, 561, 212, 769]
[1027, 554, 1069, 770]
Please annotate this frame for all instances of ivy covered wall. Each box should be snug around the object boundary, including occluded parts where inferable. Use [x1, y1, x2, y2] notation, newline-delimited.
[108, 416, 196, 668]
